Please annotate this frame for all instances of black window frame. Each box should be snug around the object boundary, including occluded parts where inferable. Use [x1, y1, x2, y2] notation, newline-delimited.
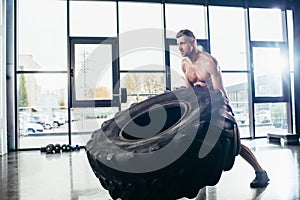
[70, 37, 120, 108]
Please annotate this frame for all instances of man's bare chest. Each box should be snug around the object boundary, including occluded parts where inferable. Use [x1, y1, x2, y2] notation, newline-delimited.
[185, 63, 208, 81]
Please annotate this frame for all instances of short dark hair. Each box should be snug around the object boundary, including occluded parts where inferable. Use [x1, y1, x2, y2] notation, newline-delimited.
[176, 29, 196, 39]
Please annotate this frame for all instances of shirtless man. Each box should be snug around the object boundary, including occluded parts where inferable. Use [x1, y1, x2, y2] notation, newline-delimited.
[176, 29, 270, 188]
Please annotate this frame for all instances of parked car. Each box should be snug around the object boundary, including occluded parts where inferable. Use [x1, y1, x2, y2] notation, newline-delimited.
[19, 120, 44, 136]
[234, 108, 247, 124]
[255, 110, 272, 124]
[53, 114, 66, 128]
[31, 115, 53, 130]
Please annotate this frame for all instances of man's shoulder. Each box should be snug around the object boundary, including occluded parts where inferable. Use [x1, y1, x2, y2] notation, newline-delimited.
[199, 51, 212, 59]
[181, 57, 191, 64]
[199, 52, 217, 65]
[182, 56, 190, 61]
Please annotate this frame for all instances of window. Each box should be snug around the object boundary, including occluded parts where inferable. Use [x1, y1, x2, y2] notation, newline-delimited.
[249, 8, 284, 41]
[209, 6, 250, 137]
[165, 4, 207, 39]
[70, 1, 117, 37]
[119, 2, 164, 71]
[254, 103, 288, 137]
[120, 72, 165, 110]
[74, 43, 113, 101]
[119, 2, 163, 34]
[118, 2, 165, 111]
[17, 73, 68, 148]
[209, 6, 247, 70]
[252, 47, 283, 97]
[17, 0, 68, 149]
[18, 0, 67, 71]
[222, 73, 250, 137]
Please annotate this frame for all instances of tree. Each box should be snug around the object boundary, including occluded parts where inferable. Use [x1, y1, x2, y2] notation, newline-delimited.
[19, 74, 28, 107]
[89, 86, 111, 100]
[144, 74, 164, 94]
[123, 74, 142, 94]
[58, 99, 66, 107]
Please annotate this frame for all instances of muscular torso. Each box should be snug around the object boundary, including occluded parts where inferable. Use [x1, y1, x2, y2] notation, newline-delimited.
[182, 52, 213, 88]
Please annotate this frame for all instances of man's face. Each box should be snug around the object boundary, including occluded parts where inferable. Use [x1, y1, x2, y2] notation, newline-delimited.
[176, 35, 194, 57]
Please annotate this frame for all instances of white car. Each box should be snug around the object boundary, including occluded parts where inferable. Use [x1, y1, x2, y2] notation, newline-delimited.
[53, 114, 66, 128]
[20, 122, 44, 136]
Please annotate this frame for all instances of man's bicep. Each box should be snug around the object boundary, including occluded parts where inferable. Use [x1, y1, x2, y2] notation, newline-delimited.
[180, 61, 190, 87]
[210, 73, 223, 90]
[181, 60, 187, 73]
[210, 66, 229, 98]
[206, 60, 220, 76]
[207, 62, 222, 88]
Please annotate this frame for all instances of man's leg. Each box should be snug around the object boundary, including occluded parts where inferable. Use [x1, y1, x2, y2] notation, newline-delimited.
[239, 144, 270, 188]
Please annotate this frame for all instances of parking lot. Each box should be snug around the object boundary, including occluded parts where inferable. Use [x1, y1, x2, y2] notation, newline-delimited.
[19, 117, 289, 149]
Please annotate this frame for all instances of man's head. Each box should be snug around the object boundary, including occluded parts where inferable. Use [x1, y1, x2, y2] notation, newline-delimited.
[176, 29, 197, 57]
[176, 29, 196, 40]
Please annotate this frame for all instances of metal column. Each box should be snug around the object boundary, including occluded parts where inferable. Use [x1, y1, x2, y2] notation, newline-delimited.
[293, 0, 300, 135]
[6, 0, 16, 150]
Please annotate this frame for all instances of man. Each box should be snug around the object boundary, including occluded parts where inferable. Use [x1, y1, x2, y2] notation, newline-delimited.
[176, 29, 270, 188]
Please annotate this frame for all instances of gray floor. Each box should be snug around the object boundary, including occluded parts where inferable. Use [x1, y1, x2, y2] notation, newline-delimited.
[1, 139, 300, 200]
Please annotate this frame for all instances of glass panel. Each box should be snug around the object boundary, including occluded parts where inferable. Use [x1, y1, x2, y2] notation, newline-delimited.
[119, 2, 163, 33]
[119, 2, 164, 71]
[17, 73, 68, 149]
[209, 6, 247, 70]
[254, 103, 287, 137]
[253, 47, 283, 97]
[169, 45, 186, 90]
[74, 43, 113, 101]
[165, 4, 207, 39]
[120, 72, 165, 110]
[222, 73, 250, 138]
[18, 0, 67, 71]
[70, 1, 117, 37]
[249, 8, 283, 41]
[71, 107, 118, 146]
[119, 48, 164, 71]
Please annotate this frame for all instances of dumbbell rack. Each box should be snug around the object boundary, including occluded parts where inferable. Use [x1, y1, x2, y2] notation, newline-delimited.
[40, 144, 82, 154]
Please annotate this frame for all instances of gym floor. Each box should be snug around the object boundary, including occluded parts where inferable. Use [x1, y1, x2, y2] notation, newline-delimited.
[1, 138, 299, 200]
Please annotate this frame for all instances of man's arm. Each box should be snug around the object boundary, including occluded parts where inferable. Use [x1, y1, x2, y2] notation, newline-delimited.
[181, 60, 193, 88]
[184, 76, 193, 88]
[206, 58, 229, 100]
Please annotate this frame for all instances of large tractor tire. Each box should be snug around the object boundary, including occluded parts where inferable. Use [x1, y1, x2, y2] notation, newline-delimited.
[86, 86, 241, 200]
